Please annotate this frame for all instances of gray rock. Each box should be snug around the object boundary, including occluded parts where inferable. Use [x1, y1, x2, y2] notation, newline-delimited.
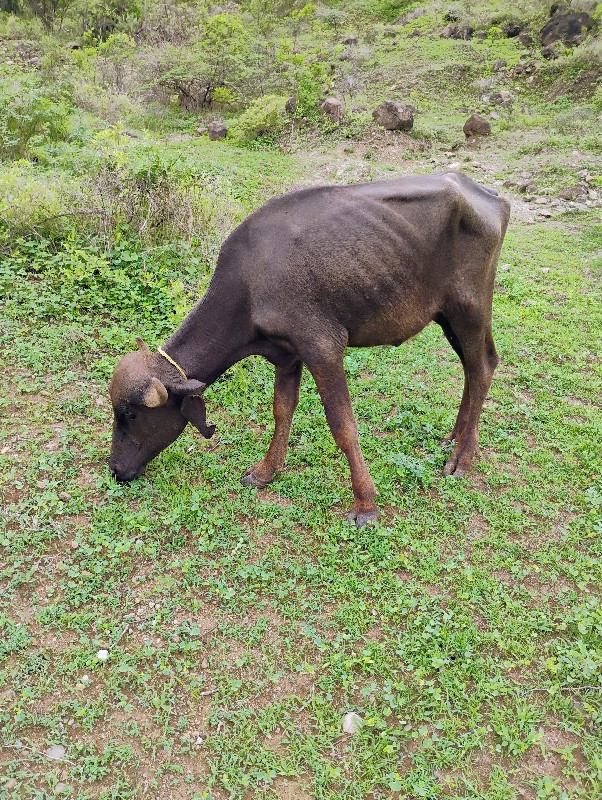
[558, 186, 582, 200]
[383, 27, 397, 38]
[440, 23, 474, 40]
[342, 35, 358, 45]
[463, 113, 491, 137]
[518, 33, 534, 46]
[285, 96, 297, 115]
[207, 121, 228, 140]
[505, 23, 523, 38]
[542, 44, 557, 58]
[493, 58, 507, 71]
[342, 712, 363, 734]
[321, 97, 344, 121]
[45, 745, 66, 761]
[517, 181, 537, 193]
[372, 101, 415, 131]
[540, 12, 593, 46]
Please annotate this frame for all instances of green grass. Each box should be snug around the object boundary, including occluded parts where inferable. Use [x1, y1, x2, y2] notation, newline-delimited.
[1, 201, 601, 799]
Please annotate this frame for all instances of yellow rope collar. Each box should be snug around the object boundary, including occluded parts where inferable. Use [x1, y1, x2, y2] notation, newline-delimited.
[157, 347, 188, 381]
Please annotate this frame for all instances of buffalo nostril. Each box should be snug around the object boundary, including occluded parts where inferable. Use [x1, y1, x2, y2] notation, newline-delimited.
[109, 461, 144, 482]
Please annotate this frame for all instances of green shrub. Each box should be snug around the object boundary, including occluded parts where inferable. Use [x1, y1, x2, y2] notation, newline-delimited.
[0, 65, 72, 158]
[230, 94, 288, 143]
[0, 161, 79, 242]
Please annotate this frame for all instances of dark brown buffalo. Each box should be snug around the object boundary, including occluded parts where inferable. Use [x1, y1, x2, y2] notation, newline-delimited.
[109, 172, 510, 525]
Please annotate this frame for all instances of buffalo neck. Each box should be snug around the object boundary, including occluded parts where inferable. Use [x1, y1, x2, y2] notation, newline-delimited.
[162, 281, 254, 386]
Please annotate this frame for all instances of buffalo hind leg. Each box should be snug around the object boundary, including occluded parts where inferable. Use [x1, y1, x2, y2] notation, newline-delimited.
[307, 358, 378, 526]
[443, 319, 498, 477]
[437, 315, 470, 445]
[241, 361, 302, 488]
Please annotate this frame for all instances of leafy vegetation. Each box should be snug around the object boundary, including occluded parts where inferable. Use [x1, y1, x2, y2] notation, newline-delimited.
[0, 0, 601, 798]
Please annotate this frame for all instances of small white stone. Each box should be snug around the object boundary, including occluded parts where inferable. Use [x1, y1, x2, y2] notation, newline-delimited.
[342, 712, 363, 734]
[97, 649, 109, 661]
[539, 267, 550, 273]
[45, 745, 66, 761]
[195, 736, 203, 744]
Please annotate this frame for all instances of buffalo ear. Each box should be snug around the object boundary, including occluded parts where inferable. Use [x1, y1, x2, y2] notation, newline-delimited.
[181, 395, 216, 439]
[142, 377, 168, 408]
[136, 336, 151, 354]
[174, 378, 206, 396]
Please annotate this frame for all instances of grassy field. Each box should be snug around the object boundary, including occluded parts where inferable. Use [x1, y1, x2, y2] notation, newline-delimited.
[2, 168, 601, 799]
[1, 1, 602, 798]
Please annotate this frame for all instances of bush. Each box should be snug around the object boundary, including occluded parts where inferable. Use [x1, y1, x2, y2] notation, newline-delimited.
[230, 94, 288, 143]
[0, 161, 79, 242]
[0, 65, 72, 158]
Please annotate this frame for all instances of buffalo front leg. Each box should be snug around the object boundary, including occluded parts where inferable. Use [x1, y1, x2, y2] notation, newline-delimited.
[241, 361, 302, 488]
[308, 359, 378, 527]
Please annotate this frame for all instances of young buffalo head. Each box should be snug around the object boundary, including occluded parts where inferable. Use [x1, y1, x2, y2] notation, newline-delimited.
[108, 338, 215, 481]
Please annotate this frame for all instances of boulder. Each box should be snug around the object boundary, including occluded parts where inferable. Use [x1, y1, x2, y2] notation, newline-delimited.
[463, 113, 491, 137]
[440, 23, 474, 40]
[518, 181, 537, 193]
[207, 121, 228, 140]
[383, 27, 397, 38]
[493, 58, 507, 71]
[558, 185, 585, 200]
[518, 33, 534, 46]
[285, 96, 297, 115]
[541, 44, 557, 58]
[540, 12, 593, 46]
[505, 23, 522, 38]
[321, 97, 344, 121]
[342, 34, 358, 45]
[372, 101, 415, 131]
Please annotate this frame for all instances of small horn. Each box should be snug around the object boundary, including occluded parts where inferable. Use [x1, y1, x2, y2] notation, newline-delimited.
[136, 337, 150, 353]
[142, 377, 168, 408]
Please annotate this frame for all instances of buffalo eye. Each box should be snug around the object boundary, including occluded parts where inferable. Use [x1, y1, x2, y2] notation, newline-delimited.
[126, 411, 137, 422]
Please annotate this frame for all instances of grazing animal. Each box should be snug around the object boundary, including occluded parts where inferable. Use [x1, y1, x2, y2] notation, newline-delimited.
[109, 172, 510, 525]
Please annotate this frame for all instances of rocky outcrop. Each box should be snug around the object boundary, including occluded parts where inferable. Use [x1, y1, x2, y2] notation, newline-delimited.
[540, 12, 593, 46]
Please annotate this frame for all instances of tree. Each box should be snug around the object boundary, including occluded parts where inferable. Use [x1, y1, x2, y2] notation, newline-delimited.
[24, 0, 74, 30]
[153, 13, 259, 110]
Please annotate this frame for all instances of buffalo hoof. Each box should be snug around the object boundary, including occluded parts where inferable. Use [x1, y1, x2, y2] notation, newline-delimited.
[241, 464, 274, 489]
[346, 507, 379, 527]
[443, 446, 477, 477]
